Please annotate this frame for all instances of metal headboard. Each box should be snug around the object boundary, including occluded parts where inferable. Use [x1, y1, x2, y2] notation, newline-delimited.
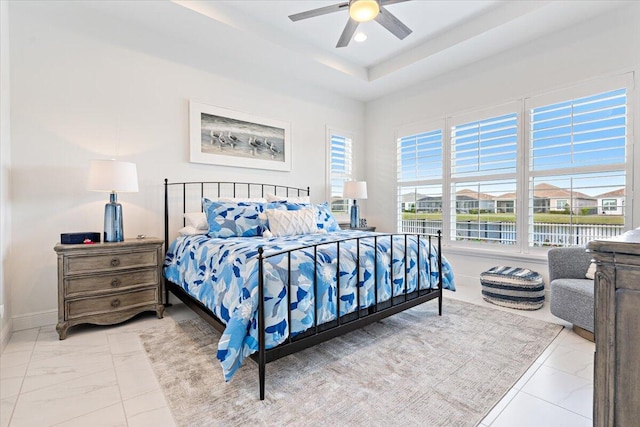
[163, 179, 310, 301]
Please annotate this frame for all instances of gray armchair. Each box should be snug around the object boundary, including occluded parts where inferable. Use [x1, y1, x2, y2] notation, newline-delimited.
[548, 247, 594, 340]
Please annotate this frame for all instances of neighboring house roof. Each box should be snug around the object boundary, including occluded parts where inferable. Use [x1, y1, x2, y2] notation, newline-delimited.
[456, 189, 494, 201]
[418, 183, 606, 203]
[532, 183, 594, 200]
[596, 188, 625, 198]
[495, 192, 516, 200]
[401, 193, 427, 203]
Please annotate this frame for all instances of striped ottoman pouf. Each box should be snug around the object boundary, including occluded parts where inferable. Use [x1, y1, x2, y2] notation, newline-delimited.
[480, 266, 545, 310]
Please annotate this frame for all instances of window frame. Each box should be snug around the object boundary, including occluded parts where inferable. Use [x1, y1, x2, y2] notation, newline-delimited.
[395, 119, 447, 234]
[394, 73, 634, 253]
[326, 126, 355, 222]
[448, 102, 521, 248]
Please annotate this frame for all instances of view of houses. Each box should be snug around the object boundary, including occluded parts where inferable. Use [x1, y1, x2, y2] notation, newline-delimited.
[401, 183, 625, 216]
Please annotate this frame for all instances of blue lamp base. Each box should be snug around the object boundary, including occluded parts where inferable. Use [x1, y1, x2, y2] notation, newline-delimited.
[104, 193, 124, 242]
[350, 200, 360, 228]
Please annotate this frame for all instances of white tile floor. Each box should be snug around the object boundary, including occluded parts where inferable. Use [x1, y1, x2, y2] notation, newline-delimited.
[0, 282, 594, 427]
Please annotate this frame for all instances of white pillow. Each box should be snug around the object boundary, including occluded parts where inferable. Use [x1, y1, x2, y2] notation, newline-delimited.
[585, 262, 597, 280]
[266, 193, 310, 204]
[184, 212, 208, 230]
[178, 226, 208, 236]
[266, 208, 318, 237]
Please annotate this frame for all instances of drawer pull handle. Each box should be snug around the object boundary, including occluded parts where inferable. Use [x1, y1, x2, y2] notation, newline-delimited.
[110, 258, 120, 267]
[111, 278, 121, 288]
[111, 299, 121, 308]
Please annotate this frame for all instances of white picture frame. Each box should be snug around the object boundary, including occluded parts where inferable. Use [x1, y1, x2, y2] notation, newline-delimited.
[189, 100, 291, 172]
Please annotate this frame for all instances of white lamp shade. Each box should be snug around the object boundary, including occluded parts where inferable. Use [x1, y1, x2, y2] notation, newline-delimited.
[88, 160, 139, 193]
[343, 181, 368, 200]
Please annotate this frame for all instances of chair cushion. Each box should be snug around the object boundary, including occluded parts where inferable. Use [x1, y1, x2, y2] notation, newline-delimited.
[549, 278, 594, 333]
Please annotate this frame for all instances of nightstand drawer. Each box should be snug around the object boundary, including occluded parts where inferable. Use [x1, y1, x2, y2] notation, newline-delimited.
[66, 269, 158, 296]
[67, 288, 157, 319]
[65, 250, 158, 275]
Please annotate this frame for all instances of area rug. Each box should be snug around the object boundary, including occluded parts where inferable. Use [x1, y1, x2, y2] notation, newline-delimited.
[140, 299, 562, 426]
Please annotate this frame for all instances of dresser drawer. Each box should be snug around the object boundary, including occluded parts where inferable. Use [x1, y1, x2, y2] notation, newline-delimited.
[67, 288, 157, 319]
[65, 269, 158, 296]
[615, 265, 640, 291]
[65, 250, 158, 275]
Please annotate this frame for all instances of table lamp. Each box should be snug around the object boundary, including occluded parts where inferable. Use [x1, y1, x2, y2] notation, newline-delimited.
[343, 181, 368, 228]
[88, 159, 139, 242]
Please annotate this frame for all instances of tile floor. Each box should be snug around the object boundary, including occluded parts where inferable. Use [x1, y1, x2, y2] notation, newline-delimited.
[1, 282, 594, 427]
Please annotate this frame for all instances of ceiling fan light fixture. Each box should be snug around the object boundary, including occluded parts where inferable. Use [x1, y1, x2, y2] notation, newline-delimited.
[354, 32, 368, 42]
[349, 0, 379, 23]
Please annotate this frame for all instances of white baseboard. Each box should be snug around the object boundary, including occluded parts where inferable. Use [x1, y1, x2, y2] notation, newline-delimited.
[12, 309, 57, 332]
[1, 317, 11, 353]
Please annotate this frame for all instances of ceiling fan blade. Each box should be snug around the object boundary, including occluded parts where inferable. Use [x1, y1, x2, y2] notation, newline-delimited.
[380, 0, 411, 5]
[336, 18, 359, 48]
[375, 6, 412, 40]
[288, 2, 349, 22]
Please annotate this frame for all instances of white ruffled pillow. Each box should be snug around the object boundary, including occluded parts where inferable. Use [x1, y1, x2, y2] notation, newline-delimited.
[178, 226, 208, 236]
[266, 193, 310, 204]
[266, 208, 318, 237]
[585, 262, 597, 280]
[184, 212, 208, 230]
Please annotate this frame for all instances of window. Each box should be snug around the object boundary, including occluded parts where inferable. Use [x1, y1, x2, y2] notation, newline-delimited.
[396, 125, 444, 235]
[555, 200, 568, 211]
[602, 199, 617, 212]
[527, 87, 627, 246]
[328, 130, 353, 215]
[396, 74, 632, 250]
[450, 109, 518, 245]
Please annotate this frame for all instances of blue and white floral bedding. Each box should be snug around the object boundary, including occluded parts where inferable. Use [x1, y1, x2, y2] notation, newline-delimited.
[164, 230, 455, 381]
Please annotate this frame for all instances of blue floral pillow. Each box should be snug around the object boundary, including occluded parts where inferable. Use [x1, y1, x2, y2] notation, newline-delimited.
[315, 202, 340, 232]
[202, 199, 265, 238]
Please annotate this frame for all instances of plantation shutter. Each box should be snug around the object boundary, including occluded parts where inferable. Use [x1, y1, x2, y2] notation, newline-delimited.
[330, 133, 353, 214]
[530, 88, 627, 171]
[397, 129, 443, 182]
[451, 112, 518, 178]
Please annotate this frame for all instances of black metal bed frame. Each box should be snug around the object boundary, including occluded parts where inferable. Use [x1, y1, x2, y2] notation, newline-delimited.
[163, 179, 443, 400]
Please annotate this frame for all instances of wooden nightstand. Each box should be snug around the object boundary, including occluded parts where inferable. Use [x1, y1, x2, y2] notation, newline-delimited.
[54, 238, 164, 339]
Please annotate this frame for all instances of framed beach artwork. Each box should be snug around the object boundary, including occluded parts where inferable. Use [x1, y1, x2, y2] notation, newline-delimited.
[189, 101, 291, 171]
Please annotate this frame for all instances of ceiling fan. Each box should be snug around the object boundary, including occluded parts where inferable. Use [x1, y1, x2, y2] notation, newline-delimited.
[288, 0, 412, 48]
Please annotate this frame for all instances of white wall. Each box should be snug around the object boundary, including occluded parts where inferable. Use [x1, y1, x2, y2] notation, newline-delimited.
[7, 2, 364, 329]
[364, 3, 640, 287]
[1, 0, 12, 349]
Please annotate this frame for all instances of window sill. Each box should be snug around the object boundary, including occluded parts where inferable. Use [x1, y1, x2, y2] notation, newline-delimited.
[442, 244, 549, 264]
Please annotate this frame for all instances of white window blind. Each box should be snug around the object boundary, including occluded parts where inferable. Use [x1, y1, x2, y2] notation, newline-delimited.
[527, 87, 628, 247]
[530, 89, 626, 171]
[329, 132, 353, 214]
[397, 129, 443, 182]
[396, 126, 444, 233]
[449, 110, 518, 245]
[452, 113, 518, 178]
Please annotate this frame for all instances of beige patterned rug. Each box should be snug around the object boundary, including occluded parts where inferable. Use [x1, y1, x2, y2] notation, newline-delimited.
[140, 299, 562, 426]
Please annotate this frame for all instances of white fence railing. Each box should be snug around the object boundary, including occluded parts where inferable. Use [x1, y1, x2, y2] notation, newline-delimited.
[400, 219, 624, 247]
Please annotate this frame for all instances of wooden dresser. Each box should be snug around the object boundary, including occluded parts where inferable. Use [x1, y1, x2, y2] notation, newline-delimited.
[588, 229, 640, 427]
[54, 238, 164, 339]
